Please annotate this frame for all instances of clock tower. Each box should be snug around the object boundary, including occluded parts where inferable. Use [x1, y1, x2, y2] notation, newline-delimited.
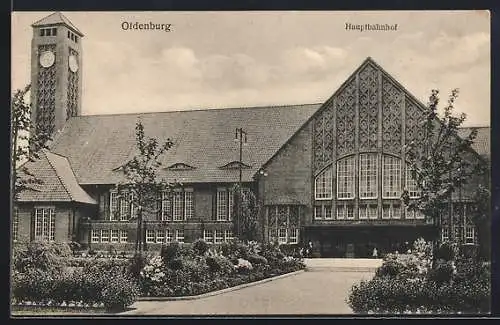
[30, 12, 83, 137]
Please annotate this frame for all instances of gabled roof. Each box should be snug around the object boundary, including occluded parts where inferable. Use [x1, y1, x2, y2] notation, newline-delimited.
[457, 126, 490, 158]
[17, 150, 96, 204]
[32, 12, 83, 36]
[49, 104, 321, 184]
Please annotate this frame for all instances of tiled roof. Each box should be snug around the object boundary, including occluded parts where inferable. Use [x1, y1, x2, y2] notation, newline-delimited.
[17, 150, 96, 204]
[49, 104, 321, 184]
[32, 12, 83, 36]
[457, 126, 490, 159]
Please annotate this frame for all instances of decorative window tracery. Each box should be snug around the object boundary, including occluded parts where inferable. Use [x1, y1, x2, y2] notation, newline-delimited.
[358, 64, 379, 151]
[336, 78, 356, 157]
[36, 44, 57, 135]
[313, 102, 334, 171]
[315, 166, 333, 200]
[67, 48, 79, 120]
[382, 77, 403, 154]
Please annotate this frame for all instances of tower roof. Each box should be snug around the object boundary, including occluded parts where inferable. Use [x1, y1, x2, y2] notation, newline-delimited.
[32, 11, 83, 36]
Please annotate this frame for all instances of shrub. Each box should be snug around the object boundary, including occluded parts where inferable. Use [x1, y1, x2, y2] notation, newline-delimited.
[127, 253, 147, 279]
[234, 258, 253, 274]
[206, 255, 234, 275]
[168, 258, 184, 270]
[427, 260, 455, 284]
[100, 270, 140, 311]
[375, 253, 428, 280]
[161, 242, 180, 262]
[193, 239, 210, 256]
[247, 254, 268, 266]
[13, 241, 72, 275]
[435, 242, 456, 261]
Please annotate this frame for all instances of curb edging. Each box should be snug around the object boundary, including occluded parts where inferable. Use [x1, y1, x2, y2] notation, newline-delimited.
[137, 269, 305, 302]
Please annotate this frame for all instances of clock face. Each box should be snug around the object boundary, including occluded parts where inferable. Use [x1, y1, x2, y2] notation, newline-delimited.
[69, 55, 79, 72]
[39, 51, 55, 68]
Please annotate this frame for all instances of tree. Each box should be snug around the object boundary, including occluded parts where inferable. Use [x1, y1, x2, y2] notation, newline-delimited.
[402, 89, 484, 250]
[471, 183, 491, 259]
[114, 121, 174, 254]
[10, 84, 52, 201]
[231, 184, 260, 242]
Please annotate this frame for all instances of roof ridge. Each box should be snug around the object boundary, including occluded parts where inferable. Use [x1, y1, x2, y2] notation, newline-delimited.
[77, 102, 323, 117]
[43, 150, 74, 201]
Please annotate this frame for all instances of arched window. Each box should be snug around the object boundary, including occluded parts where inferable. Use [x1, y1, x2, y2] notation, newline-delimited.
[359, 153, 378, 199]
[405, 163, 421, 198]
[315, 165, 333, 200]
[336, 156, 355, 199]
[382, 155, 401, 198]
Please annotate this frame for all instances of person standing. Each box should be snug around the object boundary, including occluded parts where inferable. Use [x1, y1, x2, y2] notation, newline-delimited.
[372, 247, 378, 258]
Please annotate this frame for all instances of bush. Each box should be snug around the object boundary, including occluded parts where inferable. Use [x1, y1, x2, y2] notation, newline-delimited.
[100, 270, 140, 311]
[168, 258, 184, 270]
[375, 253, 428, 280]
[247, 254, 268, 266]
[13, 241, 72, 275]
[127, 253, 147, 279]
[206, 255, 234, 275]
[435, 242, 456, 261]
[427, 260, 455, 284]
[160, 242, 180, 262]
[193, 239, 210, 256]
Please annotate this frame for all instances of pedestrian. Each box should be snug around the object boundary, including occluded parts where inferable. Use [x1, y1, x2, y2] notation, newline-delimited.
[372, 247, 378, 258]
[308, 241, 313, 258]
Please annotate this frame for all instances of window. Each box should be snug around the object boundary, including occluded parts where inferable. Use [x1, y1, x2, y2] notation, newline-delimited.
[406, 164, 421, 198]
[359, 154, 378, 199]
[146, 229, 155, 243]
[13, 208, 19, 242]
[278, 228, 287, 244]
[214, 230, 224, 243]
[217, 188, 228, 221]
[120, 230, 128, 243]
[314, 205, 333, 220]
[111, 230, 119, 243]
[315, 166, 333, 200]
[359, 204, 378, 220]
[52, 28, 57, 36]
[184, 190, 193, 220]
[161, 191, 172, 221]
[337, 156, 355, 199]
[41, 29, 45, 36]
[160, 189, 194, 221]
[383, 155, 401, 198]
[120, 192, 132, 221]
[101, 229, 110, 243]
[110, 191, 119, 221]
[34, 207, 55, 242]
[441, 227, 450, 242]
[289, 228, 299, 244]
[268, 205, 301, 244]
[67, 30, 71, 39]
[156, 230, 164, 244]
[228, 188, 234, 221]
[204, 230, 214, 243]
[91, 229, 100, 243]
[173, 191, 183, 221]
[465, 226, 475, 244]
[165, 229, 173, 243]
[175, 229, 184, 243]
[224, 230, 233, 242]
[382, 204, 401, 219]
[406, 208, 425, 220]
[336, 204, 354, 220]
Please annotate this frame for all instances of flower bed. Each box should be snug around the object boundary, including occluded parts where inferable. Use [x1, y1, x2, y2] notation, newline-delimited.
[137, 240, 305, 298]
[347, 239, 491, 314]
[11, 240, 305, 310]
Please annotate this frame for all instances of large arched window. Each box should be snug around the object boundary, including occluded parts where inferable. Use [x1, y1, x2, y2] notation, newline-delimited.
[382, 155, 401, 198]
[336, 156, 355, 199]
[405, 163, 421, 198]
[359, 153, 378, 199]
[315, 165, 333, 200]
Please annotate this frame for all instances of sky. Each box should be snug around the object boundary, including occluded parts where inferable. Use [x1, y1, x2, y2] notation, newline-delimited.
[11, 11, 490, 126]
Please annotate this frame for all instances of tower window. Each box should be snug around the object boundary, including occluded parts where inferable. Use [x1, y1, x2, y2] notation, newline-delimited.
[67, 31, 71, 39]
[40, 29, 45, 36]
[52, 28, 57, 36]
[75, 36, 78, 43]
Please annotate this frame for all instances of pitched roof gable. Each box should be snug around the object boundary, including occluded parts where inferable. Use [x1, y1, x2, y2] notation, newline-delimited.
[32, 12, 83, 36]
[17, 150, 96, 204]
[49, 104, 321, 184]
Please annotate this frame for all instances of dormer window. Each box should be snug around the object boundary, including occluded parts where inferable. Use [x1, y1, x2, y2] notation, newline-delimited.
[167, 163, 196, 171]
[219, 161, 251, 170]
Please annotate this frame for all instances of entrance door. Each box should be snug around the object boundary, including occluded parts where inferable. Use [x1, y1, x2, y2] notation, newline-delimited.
[345, 243, 355, 258]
